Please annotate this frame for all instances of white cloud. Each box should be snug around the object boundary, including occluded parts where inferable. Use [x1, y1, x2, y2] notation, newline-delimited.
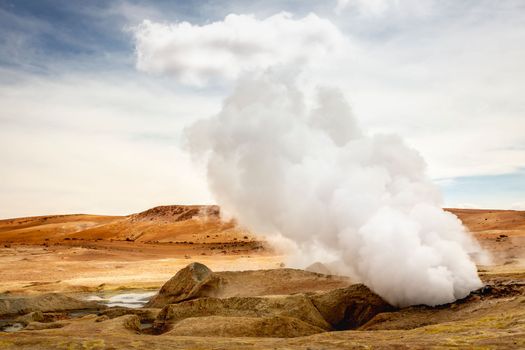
[315, 1, 525, 180]
[132, 12, 344, 85]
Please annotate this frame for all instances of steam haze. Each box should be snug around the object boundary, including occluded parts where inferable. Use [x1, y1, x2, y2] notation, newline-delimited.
[132, 11, 490, 306]
[186, 70, 485, 307]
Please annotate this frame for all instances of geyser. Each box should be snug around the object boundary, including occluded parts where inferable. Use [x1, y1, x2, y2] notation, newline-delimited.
[186, 71, 485, 307]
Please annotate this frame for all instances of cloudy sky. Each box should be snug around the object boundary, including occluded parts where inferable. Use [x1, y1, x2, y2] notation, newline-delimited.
[0, 0, 524, 218]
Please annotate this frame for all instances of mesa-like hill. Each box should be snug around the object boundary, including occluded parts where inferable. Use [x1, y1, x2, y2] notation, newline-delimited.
[446, 208, 525, 265]
[1, 206, 524, 257]
[0, 205, 251, 245]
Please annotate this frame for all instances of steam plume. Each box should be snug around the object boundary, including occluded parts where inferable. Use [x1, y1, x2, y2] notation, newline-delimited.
[187, 71, 485, 307]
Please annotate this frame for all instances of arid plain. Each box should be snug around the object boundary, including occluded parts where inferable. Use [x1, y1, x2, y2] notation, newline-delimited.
[0, 205, 524, 349]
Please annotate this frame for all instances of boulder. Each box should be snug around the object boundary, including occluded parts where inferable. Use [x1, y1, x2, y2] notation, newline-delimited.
[309, 284, 393, 330]
[165, 315, 325, 338]
[145, 262, 223, 308]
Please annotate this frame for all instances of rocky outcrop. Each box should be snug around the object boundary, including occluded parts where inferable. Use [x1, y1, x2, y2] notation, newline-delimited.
[309, 284, 394, 330]
[147, 262, 351, 308]
[145, 263, 392, 337]
[130, 205, 220, 223]
[146, 262, 223, 308]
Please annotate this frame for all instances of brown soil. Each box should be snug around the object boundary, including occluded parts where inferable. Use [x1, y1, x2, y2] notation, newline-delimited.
[0, 206, 523, 348]
[446, 208, 525, 267]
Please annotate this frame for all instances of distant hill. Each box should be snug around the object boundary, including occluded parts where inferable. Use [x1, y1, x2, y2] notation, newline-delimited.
[0, 205, 249, 245]
[1, 206, 524, 253]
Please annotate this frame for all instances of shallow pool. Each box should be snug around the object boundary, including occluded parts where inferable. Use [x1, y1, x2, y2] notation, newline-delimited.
[84, 291, 156, 308]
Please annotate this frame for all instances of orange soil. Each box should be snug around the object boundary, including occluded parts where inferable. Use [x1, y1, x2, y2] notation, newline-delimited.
[0, 206, 523, 294]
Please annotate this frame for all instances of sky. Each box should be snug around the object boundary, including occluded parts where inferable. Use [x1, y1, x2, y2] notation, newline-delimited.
[0, 0, 524, 218]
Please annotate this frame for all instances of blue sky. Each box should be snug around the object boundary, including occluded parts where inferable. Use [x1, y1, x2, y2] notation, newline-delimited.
[0, 0, 524, 218]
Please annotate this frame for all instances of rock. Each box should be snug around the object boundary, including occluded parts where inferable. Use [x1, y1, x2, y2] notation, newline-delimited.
[130, 205, 220, 223]
[165, 315, 325, 338]
[122, 315, 142, 332]
[156, 294, 331, 330]
[309, 284, 393, 330]
[0, 293, 104, 316]
[145, 262, 223, 308]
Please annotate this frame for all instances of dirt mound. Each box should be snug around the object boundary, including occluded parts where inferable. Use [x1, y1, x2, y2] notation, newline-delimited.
[130, 205, 220, 223]
[156, 294, 331, 331]
[146, 262, 223, 308]
[146, 262, 351, 308]
[0, 293, 104, 316]
[148, 263, 390, 336]
[310, 284, 394, 330]
[166, 315, 325, 338]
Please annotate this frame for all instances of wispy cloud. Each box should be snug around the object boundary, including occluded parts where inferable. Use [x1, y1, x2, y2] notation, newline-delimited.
[132, 12, 344, 85]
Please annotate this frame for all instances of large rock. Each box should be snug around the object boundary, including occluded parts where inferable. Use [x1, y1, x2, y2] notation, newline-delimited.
[165, 315, 325, 338]
[309, 284, 393, 330]
[146, 262, 223, 308]
[147, 262, 351, 308]
[0, 293, 104, 316]
[156, 294, 331, 330]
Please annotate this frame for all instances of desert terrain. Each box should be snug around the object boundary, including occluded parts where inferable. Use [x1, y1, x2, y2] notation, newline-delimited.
[0, 205, 524, 349]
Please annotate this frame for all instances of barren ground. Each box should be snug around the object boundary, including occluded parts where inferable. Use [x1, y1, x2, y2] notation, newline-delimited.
[0, 205, 524, 349]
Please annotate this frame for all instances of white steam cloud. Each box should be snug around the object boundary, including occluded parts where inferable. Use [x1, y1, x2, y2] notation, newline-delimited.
[133, 13, 343, 85]
[134, 12, 486, 307]
[186, 71, 485, 307]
